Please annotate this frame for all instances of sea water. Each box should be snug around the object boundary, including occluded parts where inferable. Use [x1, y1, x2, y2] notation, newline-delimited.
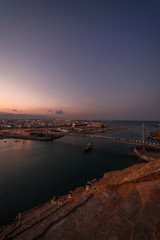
[0, 121, 159, 226]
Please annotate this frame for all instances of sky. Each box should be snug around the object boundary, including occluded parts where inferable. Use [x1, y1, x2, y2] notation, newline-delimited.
[0, 0, 160, 120]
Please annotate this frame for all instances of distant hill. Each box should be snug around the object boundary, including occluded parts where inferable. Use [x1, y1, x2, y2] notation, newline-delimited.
[0, 112, 54, 120]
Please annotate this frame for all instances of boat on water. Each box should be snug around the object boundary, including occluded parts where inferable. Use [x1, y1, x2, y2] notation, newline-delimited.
[83, 143, 92, 152]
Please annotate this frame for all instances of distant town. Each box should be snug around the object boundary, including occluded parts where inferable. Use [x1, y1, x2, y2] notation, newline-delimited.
[0, 119, 103, 129]
[0, 119, 123, 141]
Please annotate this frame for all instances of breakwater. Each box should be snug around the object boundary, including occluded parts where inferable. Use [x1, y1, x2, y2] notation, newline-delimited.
[132, 145, 160, 162]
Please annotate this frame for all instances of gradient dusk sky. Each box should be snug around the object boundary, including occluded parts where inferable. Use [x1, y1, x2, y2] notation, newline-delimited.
[0, 0, 160, 120]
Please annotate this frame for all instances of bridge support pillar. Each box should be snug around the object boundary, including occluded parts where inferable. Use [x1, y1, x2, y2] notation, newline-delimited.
[142, 123, 145, 152]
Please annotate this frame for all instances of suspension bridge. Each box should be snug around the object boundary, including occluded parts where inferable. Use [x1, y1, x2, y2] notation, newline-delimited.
[57, 123, 160, 149]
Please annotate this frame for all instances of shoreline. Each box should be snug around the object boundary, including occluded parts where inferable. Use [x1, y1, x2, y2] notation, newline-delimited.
[0, 134, 64, 141]
[0, 126, 124, 141]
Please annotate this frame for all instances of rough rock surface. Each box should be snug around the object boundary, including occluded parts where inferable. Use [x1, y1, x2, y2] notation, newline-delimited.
[150, 129, 160, 141]
[1, 159, 160, 240]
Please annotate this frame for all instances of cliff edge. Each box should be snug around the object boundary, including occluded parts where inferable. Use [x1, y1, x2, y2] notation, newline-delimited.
[1, 159, 160, 240]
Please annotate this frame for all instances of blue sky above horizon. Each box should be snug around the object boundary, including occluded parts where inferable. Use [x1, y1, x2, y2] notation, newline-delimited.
[0, 0, 160, 120]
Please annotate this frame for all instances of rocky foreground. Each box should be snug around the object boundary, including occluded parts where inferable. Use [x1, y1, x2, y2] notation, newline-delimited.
[1, 159, 160, 240]
[150, 129, 160, 141]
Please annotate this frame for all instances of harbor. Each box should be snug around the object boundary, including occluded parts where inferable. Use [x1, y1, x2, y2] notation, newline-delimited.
[0, 121, 159, 227]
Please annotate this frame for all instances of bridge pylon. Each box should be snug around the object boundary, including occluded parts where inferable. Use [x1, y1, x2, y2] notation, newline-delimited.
[142, 122, 145, 152]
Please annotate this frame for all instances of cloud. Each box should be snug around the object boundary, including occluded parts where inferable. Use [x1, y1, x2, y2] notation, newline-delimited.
[10, 109, 22, 112]
[12, 109, 18, 112]
[55, 110, 64, 115]
[48, 110, 53, 112]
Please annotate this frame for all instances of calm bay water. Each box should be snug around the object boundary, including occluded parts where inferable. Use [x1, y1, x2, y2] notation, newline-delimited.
[0, 121, 159, 226]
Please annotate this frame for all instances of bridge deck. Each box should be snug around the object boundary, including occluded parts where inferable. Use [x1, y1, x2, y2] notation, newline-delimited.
[62, 133, 160, 148]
